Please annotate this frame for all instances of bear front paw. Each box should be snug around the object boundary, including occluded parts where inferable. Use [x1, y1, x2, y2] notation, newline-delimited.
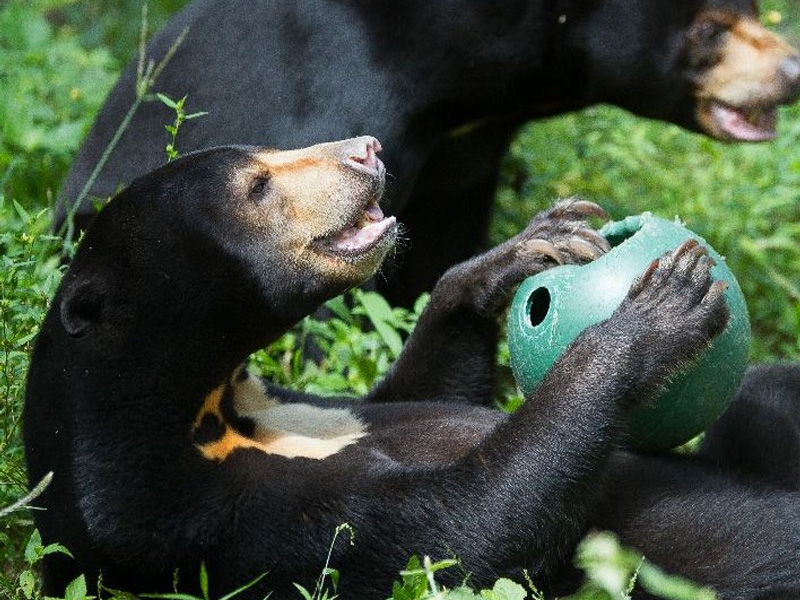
[609, 239, 731, 391]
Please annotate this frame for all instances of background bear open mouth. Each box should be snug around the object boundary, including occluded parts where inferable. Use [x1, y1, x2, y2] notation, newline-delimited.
[701, 100, 779, 141]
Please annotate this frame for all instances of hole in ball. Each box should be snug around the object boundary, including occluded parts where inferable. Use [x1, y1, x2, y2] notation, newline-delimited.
[528, 287, 551, 327]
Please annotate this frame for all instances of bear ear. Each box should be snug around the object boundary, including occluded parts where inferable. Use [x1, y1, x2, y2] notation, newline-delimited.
[60, 278, 108, 338]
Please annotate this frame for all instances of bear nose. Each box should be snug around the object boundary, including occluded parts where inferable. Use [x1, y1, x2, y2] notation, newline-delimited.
[344, 136, 383, 176]
[779, 55, 800, 89]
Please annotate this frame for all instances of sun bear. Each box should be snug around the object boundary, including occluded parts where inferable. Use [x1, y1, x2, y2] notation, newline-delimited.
[28, 138, 800, 599]
[56, 1, 800, 306]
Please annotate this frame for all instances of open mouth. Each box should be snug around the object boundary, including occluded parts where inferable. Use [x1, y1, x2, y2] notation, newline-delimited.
[315, 201, 397, 260]
[703, 100, 779, 142]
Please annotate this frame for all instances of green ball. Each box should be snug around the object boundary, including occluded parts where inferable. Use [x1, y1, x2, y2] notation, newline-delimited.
[507, 213, 751, 452]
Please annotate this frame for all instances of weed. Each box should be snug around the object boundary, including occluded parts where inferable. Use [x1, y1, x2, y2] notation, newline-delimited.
[0, 197, 64, 593]
[0, 472, 51, 521]
[134, 563, 268, 600]
[568, 533, 716, 600]
[155, 94, 207, 161]
[11, 529, 82, 600]
[61, 4, 189, 246]
[294, 524, 354, 600]
[0, 200, 63, 500]
[390, 555, 527, 600]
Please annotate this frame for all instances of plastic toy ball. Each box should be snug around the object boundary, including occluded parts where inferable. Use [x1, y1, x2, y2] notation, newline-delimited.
[507, 213, 751, 452]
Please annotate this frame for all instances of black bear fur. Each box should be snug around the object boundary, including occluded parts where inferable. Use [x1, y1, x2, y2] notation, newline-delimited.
[27, 139, 800, 599]
[700, 363, 800, 492]
[56, 0, 800, 305]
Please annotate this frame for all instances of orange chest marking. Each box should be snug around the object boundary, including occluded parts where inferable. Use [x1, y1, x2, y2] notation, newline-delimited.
[192, 377, 367, 462]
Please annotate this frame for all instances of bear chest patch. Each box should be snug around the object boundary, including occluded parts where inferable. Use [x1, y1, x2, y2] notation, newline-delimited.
[192, 370, 367, 461]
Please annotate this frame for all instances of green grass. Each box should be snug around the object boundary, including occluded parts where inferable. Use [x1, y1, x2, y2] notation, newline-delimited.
[0, 0, 118, 206]
[1, 1, 800, 599]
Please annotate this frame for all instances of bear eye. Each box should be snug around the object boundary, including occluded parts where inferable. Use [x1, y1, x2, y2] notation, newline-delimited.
[249, 177, 270, 200]
[691, 19, 726, 43]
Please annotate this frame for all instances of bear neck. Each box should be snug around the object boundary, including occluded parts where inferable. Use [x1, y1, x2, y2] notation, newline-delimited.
[49, 298, 257, 435]
[47, 241, 289, 442]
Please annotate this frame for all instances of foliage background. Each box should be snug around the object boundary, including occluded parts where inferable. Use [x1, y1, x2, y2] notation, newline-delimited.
[1, 1, 799, 598]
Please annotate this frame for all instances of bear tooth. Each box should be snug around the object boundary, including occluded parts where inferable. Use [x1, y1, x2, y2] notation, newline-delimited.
[364, 203, 384, 223]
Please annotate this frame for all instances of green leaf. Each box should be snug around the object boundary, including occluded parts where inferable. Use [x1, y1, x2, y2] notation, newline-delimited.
[424, 558, 459, 574]
[15, 329, 39, 347]
[390, 556, 429, 600]
[18, 569, 36, 600]
[795, 302, 800, 347]
[481, 579, 527, 600]
[412, 293, 430, 316]
[140, 593, 201, 600]
[358, 291, 394, 322]
[64, 574, 88, 600]
[157, 93, 178, 108]
[218, 572, 269, 600]
[293, 583, 313, 600]
[324, 568, 340, 591]
[638, 561, 717, 600]
[373, 320, 403, 357]
[41, 542, 74, 559]
[356, 292, 405, 356]
[100, 586, 141, 600]
[324, 297, 352, 322]
[448, 587, 483, 600]
[24, 529, 43, 563]
[403, 555, 422, 571]
[199, 562, 210, 600]
[185, 111, 209, 120]
[13, 199, 30, 222]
